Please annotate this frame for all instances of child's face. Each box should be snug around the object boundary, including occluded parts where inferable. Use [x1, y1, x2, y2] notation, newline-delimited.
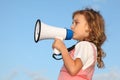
[71, 14, 90, 41]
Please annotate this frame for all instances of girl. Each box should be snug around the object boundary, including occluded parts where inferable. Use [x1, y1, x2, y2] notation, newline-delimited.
[52, 8, 106, 80]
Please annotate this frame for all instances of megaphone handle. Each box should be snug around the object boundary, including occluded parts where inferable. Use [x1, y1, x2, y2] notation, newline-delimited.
[53, 44, 62, 60]
[53, 48, 61, 55]
[53, 37, 63, 55]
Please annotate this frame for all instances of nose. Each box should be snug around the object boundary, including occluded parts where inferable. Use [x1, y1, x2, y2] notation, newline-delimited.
[71, 24, 74, 30]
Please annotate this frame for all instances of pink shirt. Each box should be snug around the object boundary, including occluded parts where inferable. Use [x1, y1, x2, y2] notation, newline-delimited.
[58, 41, 97, 80]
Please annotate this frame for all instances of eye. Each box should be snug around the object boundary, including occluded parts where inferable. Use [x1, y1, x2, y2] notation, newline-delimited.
[75, 21, 80, 25]
[72, 21, 80, 26]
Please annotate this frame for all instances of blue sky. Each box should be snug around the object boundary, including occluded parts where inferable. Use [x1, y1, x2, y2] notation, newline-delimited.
[0, 0, 120, 80]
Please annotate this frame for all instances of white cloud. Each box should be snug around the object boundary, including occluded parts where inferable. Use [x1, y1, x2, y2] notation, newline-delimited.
[23, 67, 48, 80]
[2, 69, 18, 80]
[2, 67, 48, 80]
[93, 68, 120, 80]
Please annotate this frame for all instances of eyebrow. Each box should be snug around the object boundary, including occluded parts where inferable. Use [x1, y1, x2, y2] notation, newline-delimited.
[73, 19, 81, 23]
[73, 19, 79, 21]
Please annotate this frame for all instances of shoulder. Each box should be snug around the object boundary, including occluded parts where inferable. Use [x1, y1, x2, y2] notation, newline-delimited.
[75, 41, 97, 54]
[75, 41, 93, 49]
[74, 41, 97, 70]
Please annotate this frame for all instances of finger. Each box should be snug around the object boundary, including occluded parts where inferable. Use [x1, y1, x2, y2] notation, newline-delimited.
[52, 43, 55, 49]
[54, 38, 59, 41]
[52, 40, 56, 49]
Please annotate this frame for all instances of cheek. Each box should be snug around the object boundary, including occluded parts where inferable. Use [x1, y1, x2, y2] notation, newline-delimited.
[74, 29, 82, 38]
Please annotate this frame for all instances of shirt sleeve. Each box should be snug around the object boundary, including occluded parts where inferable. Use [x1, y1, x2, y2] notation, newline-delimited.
[74, 41, 96, 70]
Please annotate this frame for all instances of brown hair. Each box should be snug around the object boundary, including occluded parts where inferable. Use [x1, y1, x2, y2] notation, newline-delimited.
[72, 8, 106, 68]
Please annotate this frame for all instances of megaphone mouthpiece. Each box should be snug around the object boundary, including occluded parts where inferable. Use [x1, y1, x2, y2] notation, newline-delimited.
[65, 29, 73, 40]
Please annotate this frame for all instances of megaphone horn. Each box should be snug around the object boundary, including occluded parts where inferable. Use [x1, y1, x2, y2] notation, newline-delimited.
[34, 19, 73, 43]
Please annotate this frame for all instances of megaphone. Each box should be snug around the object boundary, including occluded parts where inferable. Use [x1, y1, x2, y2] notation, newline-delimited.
[34, 19, 73, 59]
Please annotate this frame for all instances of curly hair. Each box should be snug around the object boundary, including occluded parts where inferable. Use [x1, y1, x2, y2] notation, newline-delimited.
[72, 8, 106, 68]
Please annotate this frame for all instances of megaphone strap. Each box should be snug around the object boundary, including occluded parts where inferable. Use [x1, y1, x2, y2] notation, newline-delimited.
[52, 44, 76, 60]
[52, 53, 62, 60]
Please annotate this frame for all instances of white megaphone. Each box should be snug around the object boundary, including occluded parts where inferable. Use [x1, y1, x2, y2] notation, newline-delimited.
[34, 19, 73, 59]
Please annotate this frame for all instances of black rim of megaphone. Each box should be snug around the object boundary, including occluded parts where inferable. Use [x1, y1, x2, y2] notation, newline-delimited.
[34, 19, 41, 43]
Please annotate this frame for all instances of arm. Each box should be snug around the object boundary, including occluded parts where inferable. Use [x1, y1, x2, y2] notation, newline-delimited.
[52, 38, 83, 76]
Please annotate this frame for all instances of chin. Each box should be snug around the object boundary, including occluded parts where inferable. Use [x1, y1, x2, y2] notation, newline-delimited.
[72, 37, 78, 40]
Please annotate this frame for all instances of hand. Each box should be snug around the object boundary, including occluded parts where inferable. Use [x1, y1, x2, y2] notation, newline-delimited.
[52, 38, 67, 53]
